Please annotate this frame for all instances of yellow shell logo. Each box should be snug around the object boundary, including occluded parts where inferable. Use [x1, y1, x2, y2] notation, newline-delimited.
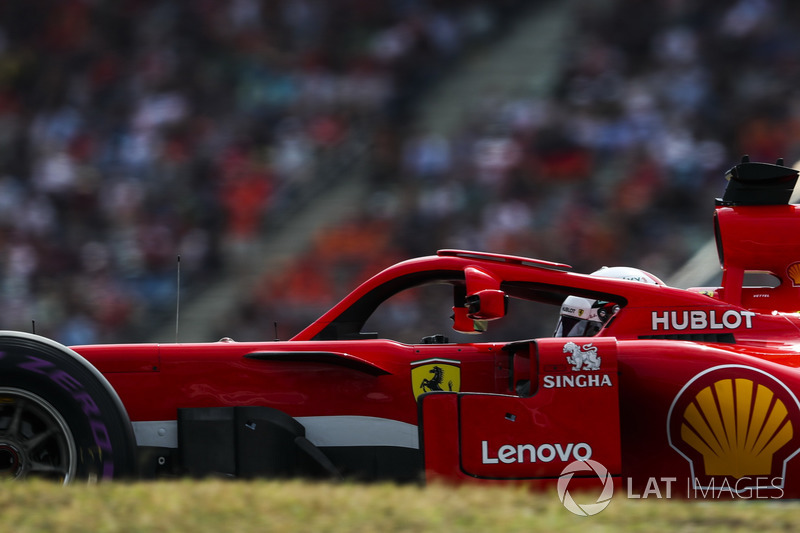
[681, 378, 792, 478]
[788, 262, 800, 287]
[668, 365, 800, 492]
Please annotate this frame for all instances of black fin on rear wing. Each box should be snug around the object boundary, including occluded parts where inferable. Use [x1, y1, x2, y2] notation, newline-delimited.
[717, 155, 799, 206]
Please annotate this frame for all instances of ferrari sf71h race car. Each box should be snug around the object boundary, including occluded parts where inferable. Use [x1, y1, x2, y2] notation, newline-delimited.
[4, 158, 800, 498]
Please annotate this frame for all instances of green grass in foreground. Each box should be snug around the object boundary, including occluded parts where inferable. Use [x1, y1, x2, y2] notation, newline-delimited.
[1, 479, 799, 533]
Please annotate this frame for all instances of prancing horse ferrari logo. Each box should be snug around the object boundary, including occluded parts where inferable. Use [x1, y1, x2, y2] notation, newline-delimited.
[411, 360, 461, 401]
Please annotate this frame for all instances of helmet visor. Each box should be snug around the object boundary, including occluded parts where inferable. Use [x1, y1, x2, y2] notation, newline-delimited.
[554, 316, 603, 337]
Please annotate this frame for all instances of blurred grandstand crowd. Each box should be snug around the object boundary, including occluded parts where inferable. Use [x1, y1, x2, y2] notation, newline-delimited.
[1, 0, 799, 344]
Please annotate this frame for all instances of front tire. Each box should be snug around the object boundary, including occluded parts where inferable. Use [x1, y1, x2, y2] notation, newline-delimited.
[0, 387, 78, 482]
[0, 333, 137, 483]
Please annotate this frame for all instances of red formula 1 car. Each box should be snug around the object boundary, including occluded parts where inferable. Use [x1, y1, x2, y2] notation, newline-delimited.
[4, 158, 800, 498]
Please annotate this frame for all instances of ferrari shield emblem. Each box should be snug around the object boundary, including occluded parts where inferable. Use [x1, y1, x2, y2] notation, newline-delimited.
[411, 360, 461, 401]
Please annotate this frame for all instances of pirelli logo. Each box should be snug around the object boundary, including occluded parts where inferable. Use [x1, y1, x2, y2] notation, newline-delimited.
[651, 310, 755, 332]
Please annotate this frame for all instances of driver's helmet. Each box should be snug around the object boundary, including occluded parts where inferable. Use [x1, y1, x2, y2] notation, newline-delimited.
[554, 266, 662, 337]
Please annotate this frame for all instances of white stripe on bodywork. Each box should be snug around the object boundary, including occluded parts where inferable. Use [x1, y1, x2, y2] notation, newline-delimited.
[132, 416, 419, 449]
[132, 420, 179, 448]
[296, 416, 419, 449]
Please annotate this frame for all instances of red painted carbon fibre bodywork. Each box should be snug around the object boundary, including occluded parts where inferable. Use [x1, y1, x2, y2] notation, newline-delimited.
[57, 160, 800, 496]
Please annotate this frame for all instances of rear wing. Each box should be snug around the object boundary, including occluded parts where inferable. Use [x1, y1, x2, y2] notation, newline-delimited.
[714, 157, 800, 310]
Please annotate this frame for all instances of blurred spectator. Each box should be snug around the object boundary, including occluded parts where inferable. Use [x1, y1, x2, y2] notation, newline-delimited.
[8, 0, 800, 344]
[0, 0, 526, 342]
[220, 0, 800, 341]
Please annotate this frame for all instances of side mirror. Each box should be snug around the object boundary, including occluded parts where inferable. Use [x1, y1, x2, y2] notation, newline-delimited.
[451, 306, 488, 334]
[465, 289, 507, 320]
